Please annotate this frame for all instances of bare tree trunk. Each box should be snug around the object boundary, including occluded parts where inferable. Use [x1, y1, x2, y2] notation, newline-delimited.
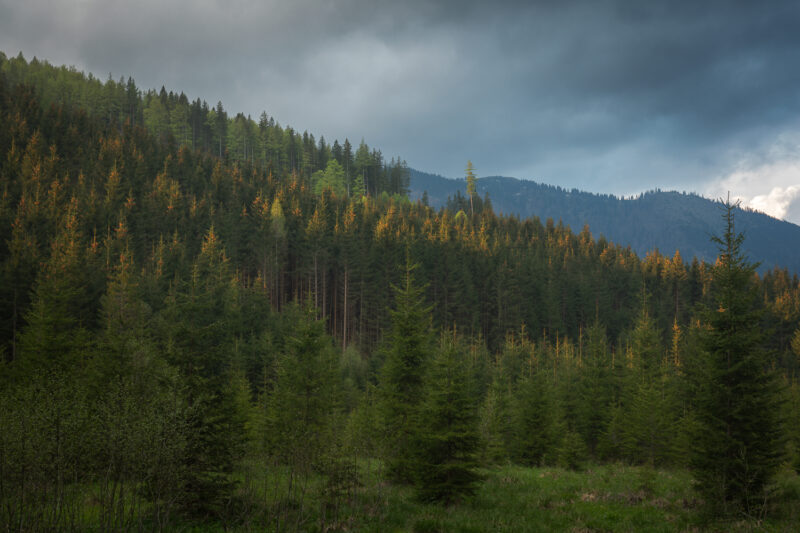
[322, 265, 327, 319]
[343, 266, 348, 352]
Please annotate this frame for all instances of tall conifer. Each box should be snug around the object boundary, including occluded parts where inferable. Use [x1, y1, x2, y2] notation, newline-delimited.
[379, 259, 433, 483]
[415, 335, 482, 502]
[690, 199, 783, 515]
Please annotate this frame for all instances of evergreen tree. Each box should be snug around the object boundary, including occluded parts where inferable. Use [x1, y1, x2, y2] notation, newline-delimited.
[17, 202, 94, 373]
[157, 227, 246, 518]
[465, 160, 477, 216]
[557, 428, 589, 471]
[91, 251, 188, 527]
[690, 199, 784, 515]
[415, 335, 482, 503]
[625, 380, 675, 466]
[354, 140, 372, 194]
[478, 373, 514, 464]
[378, 260, 433, 483]
[265, 303, 339, 471]
[574, 322, 613, 455]
[511, 372, 555, 466]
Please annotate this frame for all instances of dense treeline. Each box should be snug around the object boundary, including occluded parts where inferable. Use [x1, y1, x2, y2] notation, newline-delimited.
[0, 52, 409, 197]
[410, 168, 800, 274]
[1, 53, 799, 529]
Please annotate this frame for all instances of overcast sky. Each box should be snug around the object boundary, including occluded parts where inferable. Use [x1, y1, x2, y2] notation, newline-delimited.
[2, 0, 800, 223]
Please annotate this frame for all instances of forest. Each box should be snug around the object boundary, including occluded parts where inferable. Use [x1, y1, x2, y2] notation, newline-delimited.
[1, 52, 800, 531]
[409, 169, 800, 274]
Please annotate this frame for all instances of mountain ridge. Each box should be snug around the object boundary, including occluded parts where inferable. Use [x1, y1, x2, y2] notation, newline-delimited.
[409, 168, 800, 274]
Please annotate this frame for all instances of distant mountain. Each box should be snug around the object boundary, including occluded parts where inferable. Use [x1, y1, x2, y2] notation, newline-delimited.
[409, 168, 800, 274]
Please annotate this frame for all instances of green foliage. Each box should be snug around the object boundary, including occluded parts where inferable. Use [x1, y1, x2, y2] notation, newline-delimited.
[415, 335, 483, 503]
[264, 303, 339, 468]
[574, 322, 614, 455]
[557, 429, 589, 471]
[478, 377, 513, 464]
[1, 52, 799, 528]
[511, 373, 555, 466]
[341, 344, 369, 409]
[16, 203, 96, 373]
[624, 381, 676, 466]
[312, 159, 348, 196]
[0, 371, 92, 530]
[345, 383, 382, 458]
[379, 261, 434, 483]
[597, 404, 635, 462]
[786, 380, 800, 473]
[156, 227, 248, 517]
[689, 200, 785, 516]
[629, 307, 662, 377]
[465, 160, 477, 215]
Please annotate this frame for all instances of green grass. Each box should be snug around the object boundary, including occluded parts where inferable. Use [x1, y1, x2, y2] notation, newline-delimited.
[248, 461, 800, 533]
[6, 461, 799, 531]
[345, 463, 697, 533]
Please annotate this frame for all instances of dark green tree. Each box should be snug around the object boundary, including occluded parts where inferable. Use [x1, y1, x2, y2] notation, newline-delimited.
[690, 199, 784, 515]
[265, 303, 339, 470]
[378, 260, 433, 483]
[158, 227, 246, 518]
[511, 369, 555, 466]
[575, 322, 614, 456]
[415, 335, 482, 503]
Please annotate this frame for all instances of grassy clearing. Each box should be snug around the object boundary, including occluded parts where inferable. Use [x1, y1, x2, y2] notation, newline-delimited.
[8, 461, 798, 531]
[350, 463, 697, 533]
[219, 461, 800, 532]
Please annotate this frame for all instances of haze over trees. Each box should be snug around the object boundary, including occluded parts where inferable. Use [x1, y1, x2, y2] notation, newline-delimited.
[1, 52, 799, 530]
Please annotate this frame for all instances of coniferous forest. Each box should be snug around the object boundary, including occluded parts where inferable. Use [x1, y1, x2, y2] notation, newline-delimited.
[2, 53, 800, 531]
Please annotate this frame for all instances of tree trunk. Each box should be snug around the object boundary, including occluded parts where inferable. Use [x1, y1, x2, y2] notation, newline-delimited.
[343, 266, 348, 351]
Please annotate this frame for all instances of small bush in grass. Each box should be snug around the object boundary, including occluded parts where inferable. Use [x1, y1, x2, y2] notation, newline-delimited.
[557, 429, 588, 471]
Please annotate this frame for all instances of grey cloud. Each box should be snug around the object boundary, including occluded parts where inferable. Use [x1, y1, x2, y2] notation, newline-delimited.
[2, 0, 800, 198]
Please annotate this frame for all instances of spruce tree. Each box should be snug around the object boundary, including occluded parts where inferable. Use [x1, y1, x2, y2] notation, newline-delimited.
[265, 303, 339, 470]
[415, 335, 482, 503]
[478, 376, 513, 464]
[378, 260, 433, 483]
[575, 321, 613, 456]
[511, 372, 554, 466]
[465, 160, 477, 216]
[690, 199, 783, 515]
[157, 227, 246, 518]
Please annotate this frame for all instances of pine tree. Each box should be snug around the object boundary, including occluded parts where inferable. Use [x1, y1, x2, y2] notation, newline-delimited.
[265, 303, 338, 471]
[91, 250, 187, 527]
[465, 160, 477, 216]
[625, 380, 675, 466]
[690, 199, 784, 515]
[378, 260, 433, 483]
[17, 201, 94, 373]
[415, 334, 482, 503]
[511, 372, 555, 466]
[478, 374, 514, 464]
[157, 227, 246, 518]
[575, 321, 613, 456]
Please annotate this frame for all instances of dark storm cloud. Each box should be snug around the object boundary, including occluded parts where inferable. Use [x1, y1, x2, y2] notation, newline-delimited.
[2, 0, 800, 217]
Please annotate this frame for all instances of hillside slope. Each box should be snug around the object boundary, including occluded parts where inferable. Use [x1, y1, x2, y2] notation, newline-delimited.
[410, 169, 800, 274]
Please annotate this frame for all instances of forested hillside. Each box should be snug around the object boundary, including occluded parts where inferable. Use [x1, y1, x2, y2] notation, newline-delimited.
[1, 53, 800, 530]
[410, 168, 800, 274]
